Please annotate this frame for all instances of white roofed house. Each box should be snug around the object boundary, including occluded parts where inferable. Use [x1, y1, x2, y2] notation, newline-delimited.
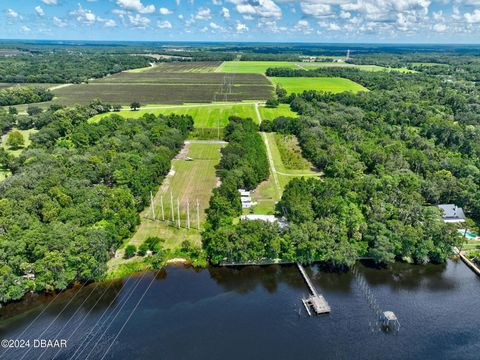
[437, 204, 466, 223]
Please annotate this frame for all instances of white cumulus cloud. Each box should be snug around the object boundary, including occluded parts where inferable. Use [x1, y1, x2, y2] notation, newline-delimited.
[195, 7, 212, 20]
[159, 7, 173, 15]
[465, 9, 480, 23]
[128, 13, 151, 27]
[228, 0, 282, 19]
[35, 6, 45, 17]
[157, 20, 173, 28]
[41, 0, 58, 5]
[6, 9, 19, 18]
[222, 7, 231, 18]
[116, 0, 155, 14]
[53, 16, 68, 27]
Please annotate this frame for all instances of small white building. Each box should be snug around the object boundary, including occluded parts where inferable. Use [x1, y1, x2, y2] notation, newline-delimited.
[242, 202, 253, 209]
[438, 204, 466, 223]
[239, 189, 250, 197]
[240, 215, 288, 228]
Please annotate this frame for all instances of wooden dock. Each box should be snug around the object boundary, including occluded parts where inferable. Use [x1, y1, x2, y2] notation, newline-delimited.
[297, 263, 330, 315]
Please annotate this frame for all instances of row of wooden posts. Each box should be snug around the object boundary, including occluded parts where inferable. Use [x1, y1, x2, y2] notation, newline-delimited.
[149, 191, 201, 230]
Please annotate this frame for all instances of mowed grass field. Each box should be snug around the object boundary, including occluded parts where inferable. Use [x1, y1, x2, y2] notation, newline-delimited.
[90, 103, 260, 127]
[130, 142, 223, 249]
[217, 61, 302, 73]
[91, 102, 297, 126]
[217, 61, 415, 74]
[258, 104, 297, 120]
[270, 77, 367, 94]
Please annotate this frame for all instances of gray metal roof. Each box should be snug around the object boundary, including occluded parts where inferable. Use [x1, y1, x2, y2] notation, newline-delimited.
[438, 204, 466, 221]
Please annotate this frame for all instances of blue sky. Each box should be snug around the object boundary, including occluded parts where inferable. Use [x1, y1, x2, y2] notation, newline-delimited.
[1, 0, 480, 43]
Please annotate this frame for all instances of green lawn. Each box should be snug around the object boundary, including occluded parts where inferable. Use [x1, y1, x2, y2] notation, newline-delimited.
[251, 132, 320, 215]
[259, 104, 297, 120]
[217, 61, 301, 74]
[90, 103, 259, 127]
[0, 128, 37, 157]
[270, 77, 368, 94]
[217, 61, 416, 74]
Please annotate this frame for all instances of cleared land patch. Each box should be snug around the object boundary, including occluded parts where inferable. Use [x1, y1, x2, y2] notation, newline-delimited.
[46, 72, 273, 106]
[275, 133, 314, 171]
[217, 61, 413, 74]
[90, 103, 259, 127]
[258, 104, 297, 120]
[1, 128, 37, 157]
[134, 61, 222, 73]
[270, 77, 367, 94]
[217, 61, 302, 74]
[129, 141, 223, 249]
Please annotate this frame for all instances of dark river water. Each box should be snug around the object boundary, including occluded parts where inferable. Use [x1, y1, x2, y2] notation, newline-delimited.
[0, 259, 479, 360]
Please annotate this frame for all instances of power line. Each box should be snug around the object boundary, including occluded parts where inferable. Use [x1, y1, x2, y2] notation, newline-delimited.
[0, 284, 67, 360]
[80, 273, 148, 360]
[37, 282, 101, 360]
[50, 279, 120, 360]
[99, 270, 162, 360]
[18, 278, 95, 360]
[68, 274, 142, 360]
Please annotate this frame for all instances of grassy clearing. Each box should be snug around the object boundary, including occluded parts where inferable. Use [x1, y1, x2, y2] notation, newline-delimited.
[274, 133, 313, 171]
[258, 104, 297, 120]
[270, 77, 368, 94]
[90, 103, 260, 127]
[108, 142, 222, 273]
[250, 132, 320, 215]
[0, 128, 37, 157]
[217, 61, 301, 74]
[217, 61, 415, 74]
[130, 142, 223, 248]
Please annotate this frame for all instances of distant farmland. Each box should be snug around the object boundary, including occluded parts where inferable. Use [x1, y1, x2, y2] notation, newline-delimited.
[217, 61, 414, 74]
[270, 77, 368, 94]
[40, 63, 274, 105]
[127, 61, 222, 73]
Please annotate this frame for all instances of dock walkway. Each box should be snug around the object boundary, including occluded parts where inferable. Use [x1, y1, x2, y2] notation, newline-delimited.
[297, 263, 331, 315]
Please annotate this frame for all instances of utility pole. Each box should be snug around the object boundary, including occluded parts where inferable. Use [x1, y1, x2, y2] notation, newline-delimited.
[177, 198, 181, 228]
[150, 191, 155, 220]
[170, 191, 174, 223]
[160, 195, 165, 221]
[196, 198, 200, 230]
[187, 199, 190, 229]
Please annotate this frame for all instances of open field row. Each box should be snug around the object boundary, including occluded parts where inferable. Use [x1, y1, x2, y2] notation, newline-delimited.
[217, 61, 415, 74]
[92, 72, 270, 84]
[140, 61, 222, 73]
[47, 83, 273, 106]
[270, 77, 368, 94]
[248, 105, 320, 215]
[90, 102, 297, 128]
[125, 142, 223, 250]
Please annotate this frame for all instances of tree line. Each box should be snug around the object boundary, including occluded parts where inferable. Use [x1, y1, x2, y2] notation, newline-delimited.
[0, 52, 151, 84]
[0, 86, 53, 106]
[0, 106, 193, 303]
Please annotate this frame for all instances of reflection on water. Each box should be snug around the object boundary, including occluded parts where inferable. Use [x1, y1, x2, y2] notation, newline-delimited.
[0, 260, 479, 360]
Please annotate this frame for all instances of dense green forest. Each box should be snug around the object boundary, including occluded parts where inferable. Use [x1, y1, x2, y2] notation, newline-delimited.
[0, 52, 151, 83]
[0, 86, 53, 106]
[0, 105, 193, 302]
[203, 57, 480, 267]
